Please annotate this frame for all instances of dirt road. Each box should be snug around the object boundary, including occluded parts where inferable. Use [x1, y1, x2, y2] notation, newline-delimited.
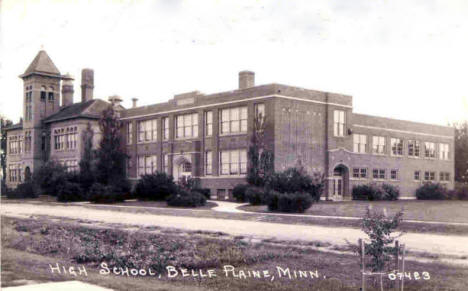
[2, 202, 468, 257]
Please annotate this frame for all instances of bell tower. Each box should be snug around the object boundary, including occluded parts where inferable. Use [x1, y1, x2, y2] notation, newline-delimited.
[20, 50, 62, 128]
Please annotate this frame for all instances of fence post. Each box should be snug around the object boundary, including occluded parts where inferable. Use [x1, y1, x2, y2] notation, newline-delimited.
[395, 240, 400, 291]
[359, 238, 365, 291]
[401, 244, 406, 291]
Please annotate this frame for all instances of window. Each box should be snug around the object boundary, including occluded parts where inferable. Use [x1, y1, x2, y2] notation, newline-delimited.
[424, 142, 436, 158]
[372, 136, 386, 154]
[390, 170, 398, 180]
[63, 160, 78, 173]
[162, 117, 169, 140]
[40, 86, 46, 101]
[220, 149, 247, 175]
[333, 110, 345, 137]
[24, 131, 32, 153]
[391, 138, 403, 156]
[205, 151, 212, 175]
[408, 140, 420, 157]
[25, 104, 33, 121]
[353, 134, 367, 153]
[414, 171, 420, 181]
[25, 85, 32, 102]
[8, 164, 22, 183]
[373, 169, 386, 179]
[424, 171, 436, 181]
[8, 135, 23, 154]
[255, 103, 265, 126]
[54, 127, 77, 150]
[220, 107, 247, 135]
[48, 92, 54, 102]
[175, 113, 198, 138]
[163, 154, 169, 174]
[352, 168, 367, 178]
[138, 119, 157, 142]
[205, 111, 213, 137]
[138, 155, 157, 177]
[126, 122, 133, 145]
[440, 172, 450, 182]
[439, 143, 449, 160]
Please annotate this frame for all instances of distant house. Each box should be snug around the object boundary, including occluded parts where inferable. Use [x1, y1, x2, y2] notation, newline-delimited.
[4, 50, 455, 200]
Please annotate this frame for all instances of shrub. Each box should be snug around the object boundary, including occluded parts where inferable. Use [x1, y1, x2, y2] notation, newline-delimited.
[6, 182, 38, 199]
[416, 183, 447, 200]
[1, 180, 9, 196]
[166, 189, 207, 207]
[276, 192, 313, 213]
[192, 188, 211, 200]
[352, 184, 383, 201]
[233, 184, 249, 202]
[381, 184, 400, 201]
[134, 172, 177, 201]
[245, 187, 265, 205]
[57, 182, 86, 202]
[265, 190, 281, 211]
[33, 161, 68, 196]
[88, 183, 126, 204]
[352, 183, 399, 201]
[265, 168, 324, 202]
[455, 184, 468, 200]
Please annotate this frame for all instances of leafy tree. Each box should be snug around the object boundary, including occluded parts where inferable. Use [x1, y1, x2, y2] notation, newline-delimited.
[79, 122, 95, 192]
[95, 105, 127, 184]
[247, 112, 274, 186]
[453, 121, 468, 183]
[1, 117, 13, 183]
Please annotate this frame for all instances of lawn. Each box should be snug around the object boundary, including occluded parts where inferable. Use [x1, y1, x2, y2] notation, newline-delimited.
[2, 215, 468, 291]
[241, 200, 468, 223]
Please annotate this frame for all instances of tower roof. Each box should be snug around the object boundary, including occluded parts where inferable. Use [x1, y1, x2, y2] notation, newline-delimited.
[20, 50, 61, 78]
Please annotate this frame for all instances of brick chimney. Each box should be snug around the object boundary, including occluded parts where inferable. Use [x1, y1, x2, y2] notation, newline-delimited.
[132, 97, 138, 108]
[61, 73, 74, 107]
[81, 68, 94, 102]
[239, 71, 255, 90]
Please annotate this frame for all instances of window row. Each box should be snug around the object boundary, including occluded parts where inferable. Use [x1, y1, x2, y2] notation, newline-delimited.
[414, 171, 451, 182]
[59, 160, 79, 173]
[40, 86, 55, 102]
[352, 134, 450, 160]
[8, 135, 23, 154]
[53, 127, 78, 150]
[352, 168, 399, 180]
[127, 104, 265, 144]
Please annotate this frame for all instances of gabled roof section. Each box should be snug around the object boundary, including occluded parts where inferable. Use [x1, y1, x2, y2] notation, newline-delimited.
[20, 50, 61, 78]
[2, 121, 23, 132]
[43, 99, 110, 123]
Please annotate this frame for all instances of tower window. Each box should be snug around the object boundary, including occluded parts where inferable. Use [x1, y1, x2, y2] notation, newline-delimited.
[48, 92, 54, 102]
[40, 86, 46, 101]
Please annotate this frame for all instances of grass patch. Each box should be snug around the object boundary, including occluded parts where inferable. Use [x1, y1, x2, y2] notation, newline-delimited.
[2, 215, 468, 290]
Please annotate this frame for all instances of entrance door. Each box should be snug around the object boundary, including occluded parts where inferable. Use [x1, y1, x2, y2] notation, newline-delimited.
[332, 177, 343, 196]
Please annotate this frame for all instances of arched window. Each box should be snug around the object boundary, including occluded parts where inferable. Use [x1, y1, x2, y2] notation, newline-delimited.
[48, 86, 54, 102]
[40, 86, 46, 101]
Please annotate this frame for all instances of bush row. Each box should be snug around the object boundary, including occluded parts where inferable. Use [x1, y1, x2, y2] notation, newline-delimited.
[352, 183, 400, 201]
[416, 183, 468, 200]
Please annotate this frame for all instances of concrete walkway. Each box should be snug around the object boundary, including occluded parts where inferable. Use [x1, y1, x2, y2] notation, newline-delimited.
[2, 203, 468, 258]
[209, 200, 468, 226]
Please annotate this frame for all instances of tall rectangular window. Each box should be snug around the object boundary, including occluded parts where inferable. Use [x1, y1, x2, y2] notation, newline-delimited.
[372, 136, 386, 154]
[175, 113, 198, 139]
[25, 104, 33, 121]
[390, 169, 398, 180]
[414, 171, 420, 181]
[333, 110, 345, 137]
[408, 140, 420, 157]
[220, 149, 247, 175]
[255, 103, 265, 128]
[9, 164, 22, 183]
[220, 107, 248, 135]
[163, 154, 169, 174]
[424, 142, 435, 158]
[162, 117, 169, 140]
[391, 138, 403, 156]
[138, 155, 157, 177]
[353, 134, 367, 153]
[138, 119, 157, 142]
[439, 143, 449, 160]
[205, 151, 212, 175]
[24, 131, 32, 153]
[205, 111, 213, 137]
[127, 122, 133, 145]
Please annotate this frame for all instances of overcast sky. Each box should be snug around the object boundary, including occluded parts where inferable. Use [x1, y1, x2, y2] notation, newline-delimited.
[1, 0, 467, 126]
